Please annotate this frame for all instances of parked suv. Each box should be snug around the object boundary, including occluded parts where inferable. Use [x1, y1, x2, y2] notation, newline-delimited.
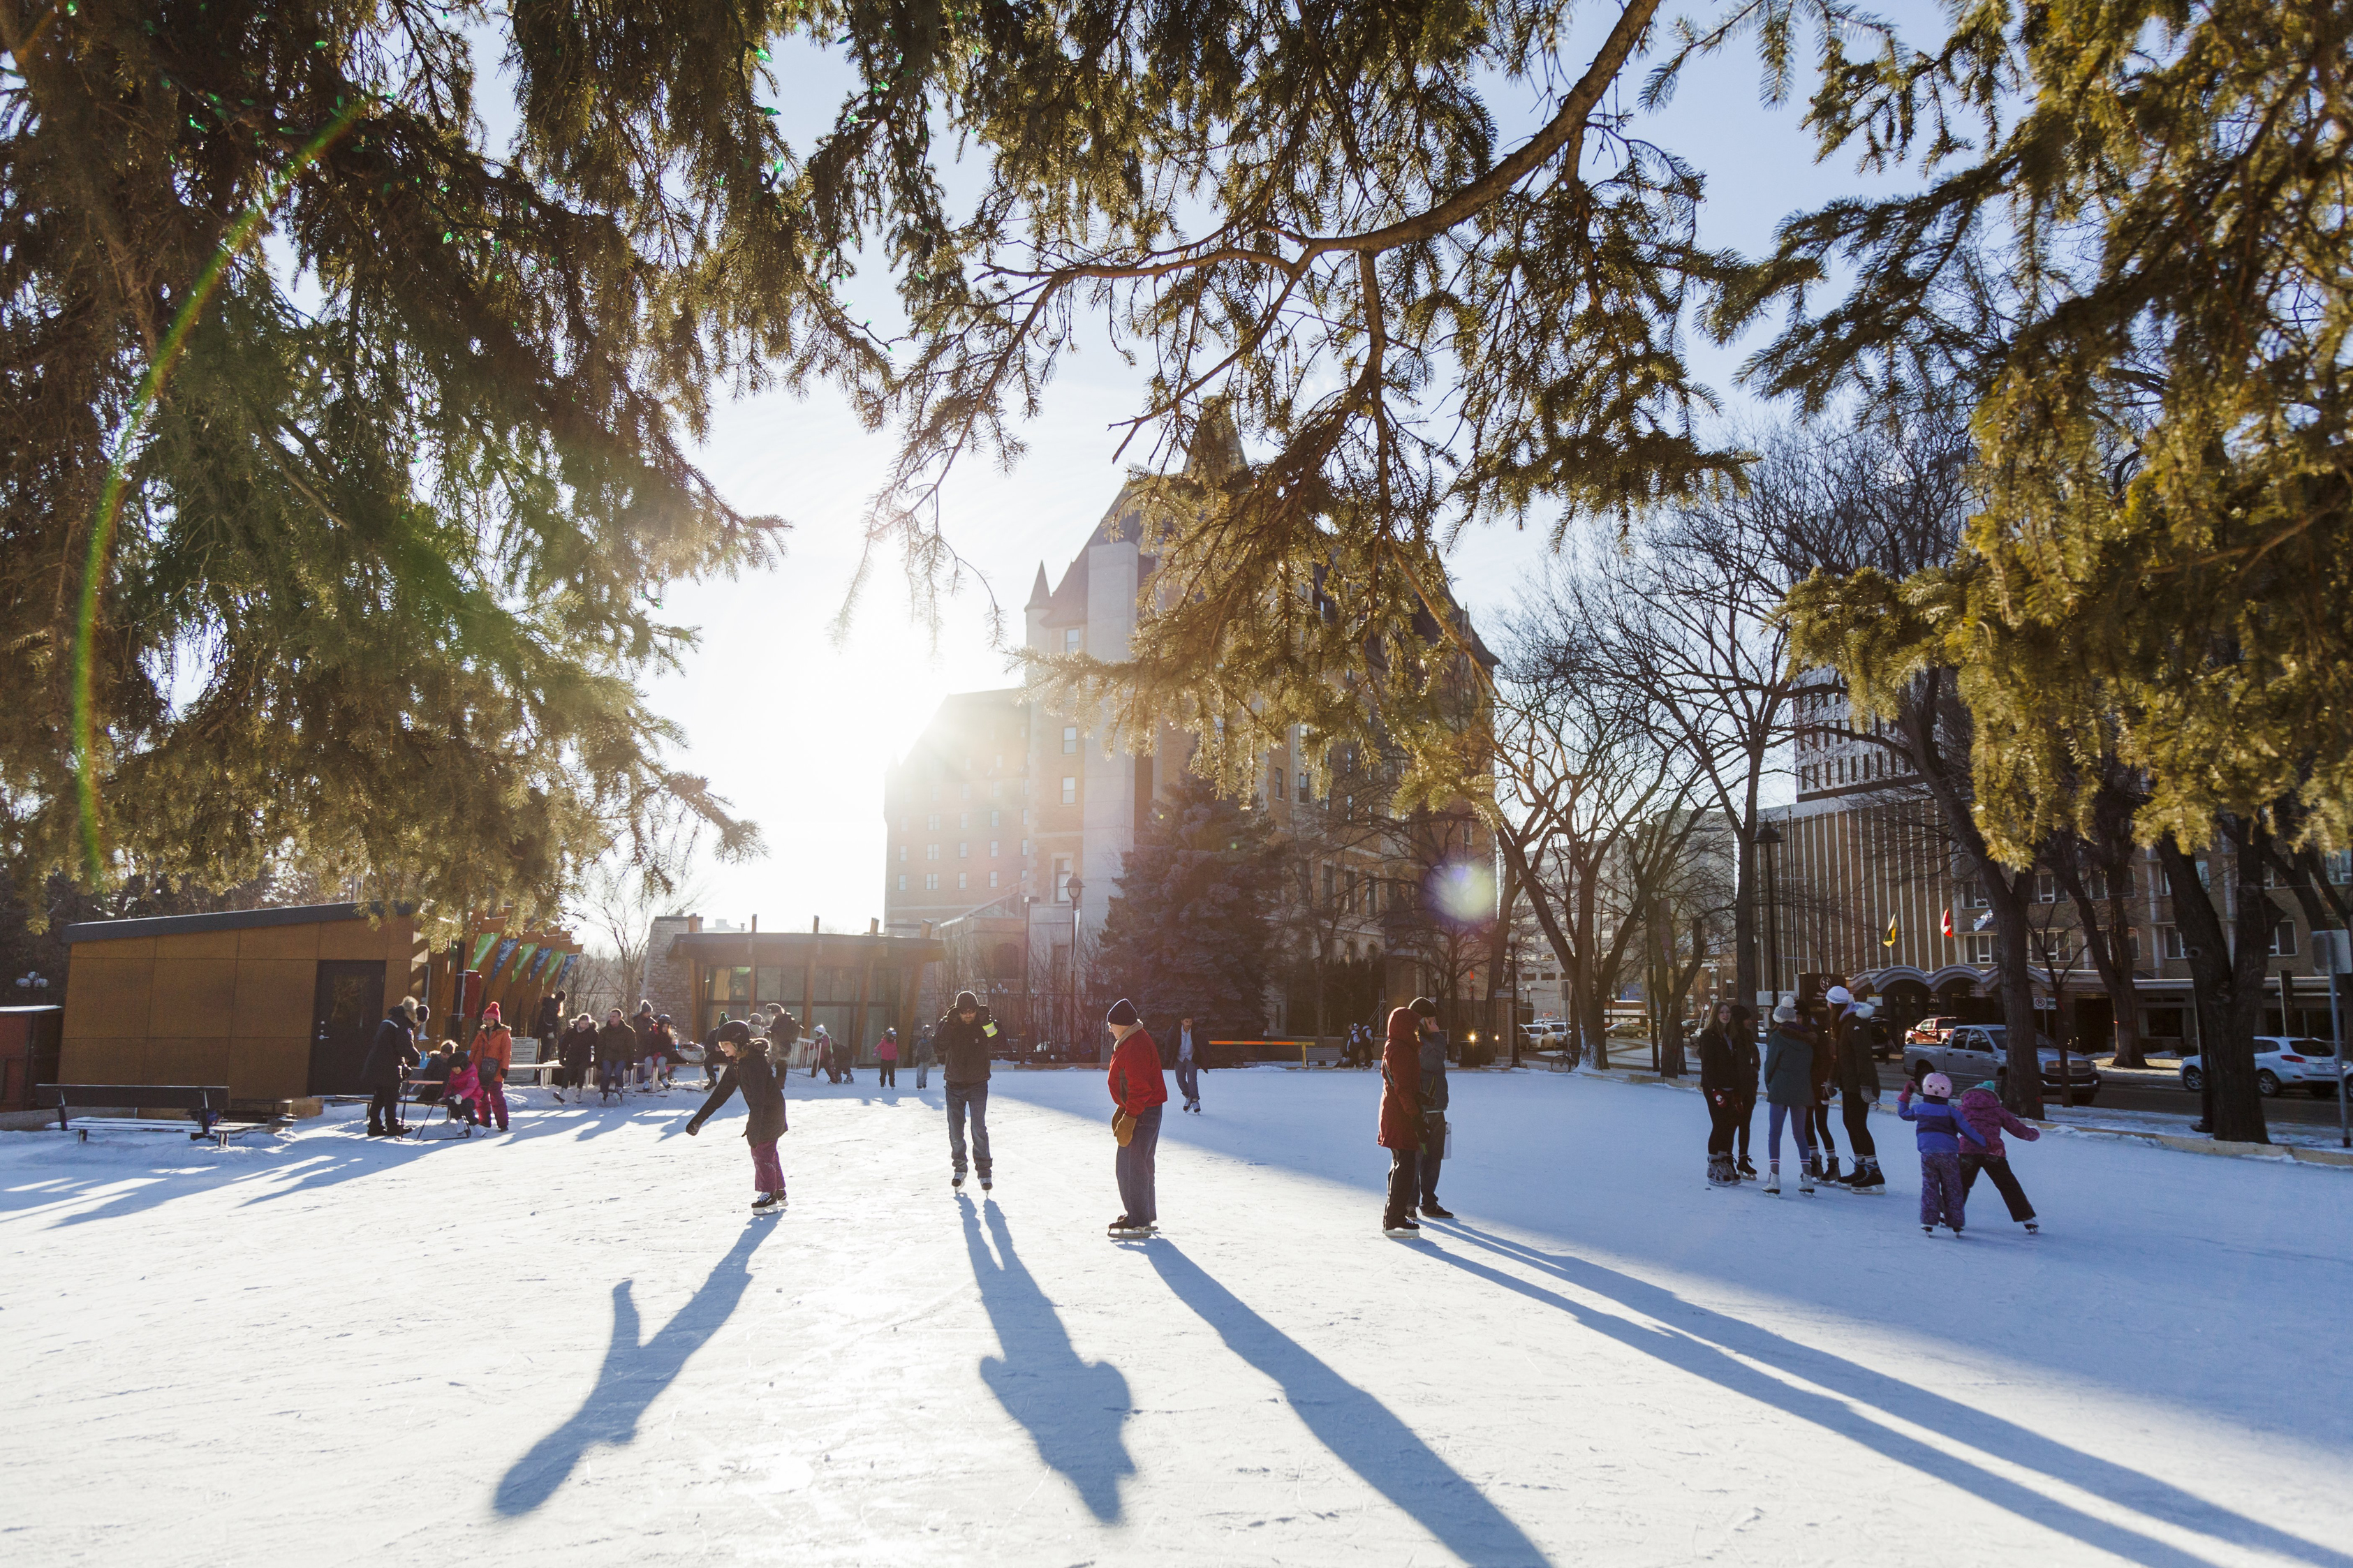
[1905, 1023, 2102, 1104]
[2180, 1038, 2348, 1098]
[1904, 1015, 1963, 1048]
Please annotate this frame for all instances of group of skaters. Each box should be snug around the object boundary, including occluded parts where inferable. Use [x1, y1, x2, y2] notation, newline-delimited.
[1696, 986, 2043, 1235]
[360, 996, 518, 1135]
[538, 994, 688, 1103]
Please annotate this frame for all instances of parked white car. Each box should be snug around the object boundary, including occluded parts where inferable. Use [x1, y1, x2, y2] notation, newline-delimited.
[2180, 1038, 2348, 1098]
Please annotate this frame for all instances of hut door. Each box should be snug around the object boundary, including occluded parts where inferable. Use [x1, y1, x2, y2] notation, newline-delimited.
[309, 961, 386, 1096]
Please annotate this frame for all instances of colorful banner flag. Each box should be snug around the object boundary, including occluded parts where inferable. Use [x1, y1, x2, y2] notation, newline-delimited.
[1882, 916, 1899, 948]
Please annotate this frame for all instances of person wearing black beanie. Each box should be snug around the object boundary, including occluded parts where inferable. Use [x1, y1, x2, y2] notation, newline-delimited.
[1104, 999, 1167, 1238]
[934, 989, 1000, 1190]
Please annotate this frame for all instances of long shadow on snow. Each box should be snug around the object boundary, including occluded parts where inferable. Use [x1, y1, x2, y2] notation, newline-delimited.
[494, 1220, 774, 1515]
[1146, 1242, 1552, 1567]
[961, 1195, 1135, 1521]
[1420, 1222, 2348, 1568]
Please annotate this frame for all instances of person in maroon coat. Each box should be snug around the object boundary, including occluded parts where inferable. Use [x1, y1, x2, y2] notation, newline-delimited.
[1104, 998, 1168, 1238]
[1378, 1003, 1426, 1236]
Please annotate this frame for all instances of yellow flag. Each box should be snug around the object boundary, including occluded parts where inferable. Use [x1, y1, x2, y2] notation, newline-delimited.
[1882, 916, 1899, 947]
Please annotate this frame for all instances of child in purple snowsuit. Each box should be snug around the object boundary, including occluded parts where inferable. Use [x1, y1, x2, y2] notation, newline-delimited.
[1898, 1072, 1986, 1234]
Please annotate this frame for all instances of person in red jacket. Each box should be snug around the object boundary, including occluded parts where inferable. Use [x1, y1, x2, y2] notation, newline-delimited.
[473, 1002, 515, 1132]
[1104, 998, 1167, 1239]
[1378, 1003, 1426, 1236]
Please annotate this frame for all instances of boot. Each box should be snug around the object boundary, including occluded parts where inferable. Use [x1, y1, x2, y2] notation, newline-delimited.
[1820, 1153, 1844, 1185]
[1847, 1157, 1886, 1193]
[1706, 1154, 1738, 1189]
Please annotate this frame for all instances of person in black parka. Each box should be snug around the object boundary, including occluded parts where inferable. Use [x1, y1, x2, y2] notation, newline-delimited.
[362, 998, 420, 1136]
[1696, 1003, 1756, 1187]
[686, 1022, 790, 1211]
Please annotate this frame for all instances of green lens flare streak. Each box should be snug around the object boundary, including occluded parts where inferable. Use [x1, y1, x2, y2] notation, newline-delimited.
[73, 104, 364, 884]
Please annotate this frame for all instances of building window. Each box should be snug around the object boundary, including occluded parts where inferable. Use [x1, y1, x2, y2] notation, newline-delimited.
[990, 809, 1001, 828]
[989, 871, 1000, 888]
[960, 812, 970, 829]
[1063, 628, 1082, 653]
[1298, 770, 1310, 798]
[958, 872, 969, 890]
[2035, 873, 2058, 903]
[1323, 864, 1336, 903]
[1062, 776, 1077, 804]
[924, 873, 940, 891]
[2271, 921, 2299, 957]
[1345, 868, 1357, 914]
[2160, 926, 2186, 959]
[1063, 725, 1079, 755]
[1968, 933, 1995, 965]
[927, 813, 941, 831]
[897, 845, 907, 862]
[989, 841, 999, 857]
[1959, 877, 1986, 908]
[896, 874, 908, 892]
[2329, 849, 2352, 884]
[927, 843, 940, 860]
[1054, 855, 1074, 902]
[1021, 838, 1031, 855]
[1272, 767, 1285, 801]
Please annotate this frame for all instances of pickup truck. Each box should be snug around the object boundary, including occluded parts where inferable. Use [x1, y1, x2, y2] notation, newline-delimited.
[1903, 1023, 2102, 1104]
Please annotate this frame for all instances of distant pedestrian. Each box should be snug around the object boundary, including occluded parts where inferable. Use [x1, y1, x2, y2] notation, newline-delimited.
[1728, 1010, 1760, 1176]
[1761, 1001, 1817, 1195]
[1174, 1015, 1202, 1113]
[1378, 1004, 1424, 1236]
[876, 1028, 899, 1088]
[533, 989, 566, 1065]
[934, 991, 998, 1191]
[1831, 997, 1886, 1192]
[1697, 1002, 1755, 1187]
[1414, 999, 1454, 1220]
[1955, 1079, 2042, 1233]
[362, 997, 420, 1137]
[1809, 986, 1850, 1182]
[473, 1002, 515, 1131]
[1104, 999, 1167, 1239]
[684, 1021, 790, 1213]
[633, 1000, 663, 1090]
[555, 1013, 596, 1100]
[596, 1007, 635, 1103]
[915, 1024, 934, 1090]
[1899, 1071, 1988, 1235]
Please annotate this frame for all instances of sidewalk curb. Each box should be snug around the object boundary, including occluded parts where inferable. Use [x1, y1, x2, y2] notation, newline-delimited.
[1567, 1065, 2353, 1169]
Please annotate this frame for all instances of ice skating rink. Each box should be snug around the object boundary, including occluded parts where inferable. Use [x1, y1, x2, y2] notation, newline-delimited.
[3, 1067, 2348, 1567]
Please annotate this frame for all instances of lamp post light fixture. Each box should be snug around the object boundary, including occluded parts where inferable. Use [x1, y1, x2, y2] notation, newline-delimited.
[13, 972, 47, 993]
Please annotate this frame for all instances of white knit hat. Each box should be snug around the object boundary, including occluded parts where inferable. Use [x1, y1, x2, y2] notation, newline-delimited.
[1825, 984, 1853, 1006]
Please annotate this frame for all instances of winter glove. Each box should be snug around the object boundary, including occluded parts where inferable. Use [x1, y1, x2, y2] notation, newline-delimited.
[1113, 1109, 1136, 1146]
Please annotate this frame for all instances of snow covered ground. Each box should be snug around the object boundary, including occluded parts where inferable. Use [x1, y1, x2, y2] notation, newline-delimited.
[4, 1067, 2349, 1567]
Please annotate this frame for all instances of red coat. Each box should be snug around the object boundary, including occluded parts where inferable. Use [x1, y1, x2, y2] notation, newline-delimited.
[1107, 1030, 1169, 1114]
[1378, 1007, 1422, 1149]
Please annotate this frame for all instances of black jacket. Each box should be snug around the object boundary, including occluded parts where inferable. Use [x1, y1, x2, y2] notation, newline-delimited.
[533, 997, 563, 1037]
[1697, 1025, 1748, 1096]
[1831, 1012, 1882, 1099]
[1417, 1032, 1451, 1113]
[559, 1023, 596, 1069]
[934, 1007, 998, 1085]
[360, 1015, 418, 1087]
[689, 1038, 788, 1144]
[596, 1021, 636, 1061]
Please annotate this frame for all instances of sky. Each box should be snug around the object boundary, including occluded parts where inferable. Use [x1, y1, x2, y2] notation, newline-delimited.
[621, 12, 1935, 933]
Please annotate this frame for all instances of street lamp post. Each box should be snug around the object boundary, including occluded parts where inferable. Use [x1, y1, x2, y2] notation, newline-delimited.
[1065, 877, 1085, 1062]
[1754, 823, 1783, 1014]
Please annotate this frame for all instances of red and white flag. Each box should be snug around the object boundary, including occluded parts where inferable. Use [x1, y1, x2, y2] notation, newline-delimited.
[1940, 908, 1954, 938]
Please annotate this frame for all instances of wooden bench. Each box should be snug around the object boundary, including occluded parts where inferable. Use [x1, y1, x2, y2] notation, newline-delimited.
[38, 1083, 235, 1146]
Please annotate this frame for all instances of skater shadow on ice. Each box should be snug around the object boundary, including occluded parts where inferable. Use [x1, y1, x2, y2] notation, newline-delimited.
[962, 1196, 1135, 1522]
[494, 1221, 774, 1516]
[1418, 1223, 2350, 1568]
[1146, 1243, 1553, 1567]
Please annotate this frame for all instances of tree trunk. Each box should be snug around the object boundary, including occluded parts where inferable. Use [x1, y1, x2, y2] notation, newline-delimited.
[1732, 823, 1758, 1006]
[2156, 831, 2273, 1144]
[1986, 868, 2045, 1118]
[2053, 847, 2146, 1070]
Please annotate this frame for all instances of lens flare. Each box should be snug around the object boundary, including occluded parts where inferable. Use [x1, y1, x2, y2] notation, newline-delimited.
[74, 103, 367, 883]
[1429, 860, 1496, 925]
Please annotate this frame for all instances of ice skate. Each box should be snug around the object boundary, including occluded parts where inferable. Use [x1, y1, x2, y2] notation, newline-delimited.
[1845, 1158, 1886, 1193]
[1706, 1154, 1739, 1189]
[979, 1174, 994, 1192]
[751, 1191, 783, 1213]
[952, 1170, 967, 1190]
[1820, 1154, 1843, 1185]
[2023, 1220, 2041, 1234]
[1736, 1156, 1757, 1180]
[1762, 1164, 1781, 1195]
[1923, 1224, 1935, 1234]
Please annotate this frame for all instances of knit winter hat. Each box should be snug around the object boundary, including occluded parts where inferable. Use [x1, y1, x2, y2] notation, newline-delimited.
[482, 1002, 501, 1022]
[1824, 984, 1852, 1006]
[954, 989, 981, 1012]
[1851, 1001, 1876, 1018]
[1974, 1079, 1997, 1092]
[1408, 996, 1440, 1019]
[1922, 1071, 1952, 1097]
[1106, 998, 1141, 1028]
[1772, 1001, 1799, 1023]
